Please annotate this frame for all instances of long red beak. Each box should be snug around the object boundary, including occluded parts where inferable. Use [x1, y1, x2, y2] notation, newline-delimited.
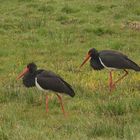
[80, 54, 90, 68]
[16, 67, 29, 80]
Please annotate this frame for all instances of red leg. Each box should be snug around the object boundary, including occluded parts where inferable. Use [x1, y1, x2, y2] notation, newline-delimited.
[112, 69, 128, 87]
[109, 71, 113, 91]
[46, 95, 49, 113]
[56, 94, 66, 116]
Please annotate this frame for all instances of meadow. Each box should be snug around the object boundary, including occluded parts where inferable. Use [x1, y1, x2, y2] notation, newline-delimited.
[0, 0, 140, 139]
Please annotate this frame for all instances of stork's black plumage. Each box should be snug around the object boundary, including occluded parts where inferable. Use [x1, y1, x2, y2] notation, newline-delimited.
[80, 48, 140, 91]
[99, 50, 140, 71]
[36, 71, 75, 97]
[17, 62, 75, 115]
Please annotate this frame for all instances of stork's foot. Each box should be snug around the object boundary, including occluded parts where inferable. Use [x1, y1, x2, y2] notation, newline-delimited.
[56, 94, 67, 117]
[46, 95, 49, 113]
[64, 113, 68, 117]
[111, 84, 116, 91]
[109, 83, 116, 92]
[63, 111, 68, 117]
[46, 108, 49, 113]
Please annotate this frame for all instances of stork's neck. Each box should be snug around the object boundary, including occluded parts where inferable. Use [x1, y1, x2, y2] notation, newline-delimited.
[22, 71, 37, 88]
[90, 51, 104, 70]
[90, 51, 99, 59]
[22, 69, 44, 88]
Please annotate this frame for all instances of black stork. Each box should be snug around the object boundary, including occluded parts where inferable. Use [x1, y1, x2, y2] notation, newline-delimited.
[80, 48, 140, 91]
[17, 62, 75, 116]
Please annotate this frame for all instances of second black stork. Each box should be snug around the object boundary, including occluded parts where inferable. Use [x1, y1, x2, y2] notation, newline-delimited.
[80, 48, 140, 91]
[17, 62, 75, 116]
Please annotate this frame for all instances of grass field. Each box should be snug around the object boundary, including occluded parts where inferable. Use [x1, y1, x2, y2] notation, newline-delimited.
[0, 0, 140, 139]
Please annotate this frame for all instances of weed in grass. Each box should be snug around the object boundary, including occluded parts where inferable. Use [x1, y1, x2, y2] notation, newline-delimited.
[94, 4, 106, 13]
[61, 5, 79, 14]
[38, 5, 54, 13]
[93, 27, 114, 36]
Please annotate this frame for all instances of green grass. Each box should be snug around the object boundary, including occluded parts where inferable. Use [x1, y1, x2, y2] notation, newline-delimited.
[0, 0, 140, 139]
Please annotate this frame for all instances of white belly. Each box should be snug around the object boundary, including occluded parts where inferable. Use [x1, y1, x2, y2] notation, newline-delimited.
[99, 57, 116, 70]
[35, 78, 45, 91]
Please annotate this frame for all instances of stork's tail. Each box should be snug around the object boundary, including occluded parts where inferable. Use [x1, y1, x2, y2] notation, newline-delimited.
[61, 79, 75, 97]
[135, 67, 140, 71]
[126, 58, 140, 71]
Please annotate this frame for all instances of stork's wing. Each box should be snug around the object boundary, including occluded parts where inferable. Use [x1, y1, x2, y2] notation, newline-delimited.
[99, 50, 140, 71]
[36, 70, 75, 97]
